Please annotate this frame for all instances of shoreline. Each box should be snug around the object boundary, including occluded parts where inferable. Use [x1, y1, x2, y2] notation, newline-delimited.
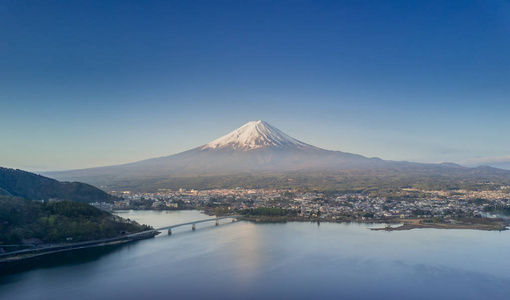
[115, 209, 509, 231]
[0, 230, 159, 271]
[117, 208, 510, 232]
[236, 216, 508, 231]
[370, 218, 508, 231]
[2, 212, 507, 274]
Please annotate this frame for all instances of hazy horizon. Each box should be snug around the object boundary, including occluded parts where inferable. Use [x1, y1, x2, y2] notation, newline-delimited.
[2, 1, 509, 171]
[14, 119, 510, 172]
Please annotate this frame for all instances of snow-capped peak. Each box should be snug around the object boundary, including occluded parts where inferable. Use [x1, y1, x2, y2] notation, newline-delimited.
[201, 120, 312, 151]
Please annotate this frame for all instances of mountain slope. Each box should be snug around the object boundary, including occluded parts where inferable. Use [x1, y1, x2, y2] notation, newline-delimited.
[202, 120, 315, 150]
[0, 197, 150, 244]
[0, 167, 117, 203]
[44, 120, 510, 190]
[44, 120, 384, 182]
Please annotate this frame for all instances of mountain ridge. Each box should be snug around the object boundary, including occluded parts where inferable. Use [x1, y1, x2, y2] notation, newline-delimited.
[43, 120, 510, 190]
[0, 167, 117, 203]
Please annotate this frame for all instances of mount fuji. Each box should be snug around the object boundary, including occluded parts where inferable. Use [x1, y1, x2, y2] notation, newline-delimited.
[201, 120, 316, 151]
[45, 120, 510, 190]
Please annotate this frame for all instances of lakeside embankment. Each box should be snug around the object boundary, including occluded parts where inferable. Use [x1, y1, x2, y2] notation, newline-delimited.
[371, 218, 508, 231]
[237, 215, 509, 231]
[0, 230, 160, 272]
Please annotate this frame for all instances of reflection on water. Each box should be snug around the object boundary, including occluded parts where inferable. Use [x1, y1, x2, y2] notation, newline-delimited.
[1, 210, 510, 300]
[0, 243, 127, 277]
[227, 222, 262, 285]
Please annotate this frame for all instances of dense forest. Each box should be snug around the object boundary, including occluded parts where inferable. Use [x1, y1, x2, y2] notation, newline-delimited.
[0, 167, 117, 203]
[0, 196, 152, 245]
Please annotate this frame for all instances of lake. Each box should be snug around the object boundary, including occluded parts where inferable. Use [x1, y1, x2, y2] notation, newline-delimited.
[1, 210, 509, 300]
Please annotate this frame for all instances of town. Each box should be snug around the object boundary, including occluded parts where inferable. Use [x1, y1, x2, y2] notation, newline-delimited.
[91, 186, 510, 222]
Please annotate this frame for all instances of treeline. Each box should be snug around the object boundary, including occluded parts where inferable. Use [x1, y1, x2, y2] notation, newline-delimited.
[483, 205, 510, 216]
[0, 196, 152, 245]
[239, 207, 297, 217]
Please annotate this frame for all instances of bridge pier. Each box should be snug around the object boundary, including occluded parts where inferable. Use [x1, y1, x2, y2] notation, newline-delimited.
[155, 216, 241, 234]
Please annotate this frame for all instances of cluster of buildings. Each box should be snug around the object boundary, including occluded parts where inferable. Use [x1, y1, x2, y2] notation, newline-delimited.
[94, 186, 510, 221]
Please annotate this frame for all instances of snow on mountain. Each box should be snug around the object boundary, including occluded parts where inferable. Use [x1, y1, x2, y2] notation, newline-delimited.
[44, 119, 510, 189]
[201, 120, 314, 151]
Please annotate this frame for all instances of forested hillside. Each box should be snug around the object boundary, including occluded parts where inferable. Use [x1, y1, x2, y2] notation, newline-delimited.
[0, 196, 151, 244]
[0, 167, 116, 203]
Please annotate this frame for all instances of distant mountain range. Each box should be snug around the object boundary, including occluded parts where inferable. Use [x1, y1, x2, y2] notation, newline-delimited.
[44, 120, 510, 191]
[0, 167, 117, 203]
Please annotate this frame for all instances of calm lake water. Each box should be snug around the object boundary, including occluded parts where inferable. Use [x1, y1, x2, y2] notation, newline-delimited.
[1, 210, 509, 300]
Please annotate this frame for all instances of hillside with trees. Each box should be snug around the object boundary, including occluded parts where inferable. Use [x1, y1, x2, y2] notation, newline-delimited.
[0, 167, 116, 203]
[0, 196, 152, 245]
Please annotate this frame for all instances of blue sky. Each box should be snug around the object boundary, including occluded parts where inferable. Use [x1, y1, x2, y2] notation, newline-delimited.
[1, 0, 510, 171]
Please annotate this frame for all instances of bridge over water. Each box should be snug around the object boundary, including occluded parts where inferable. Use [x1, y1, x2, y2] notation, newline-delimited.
[0, 216, 243, 264]
[155, 215, 242, 235]
[122, 216, 242, 240]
